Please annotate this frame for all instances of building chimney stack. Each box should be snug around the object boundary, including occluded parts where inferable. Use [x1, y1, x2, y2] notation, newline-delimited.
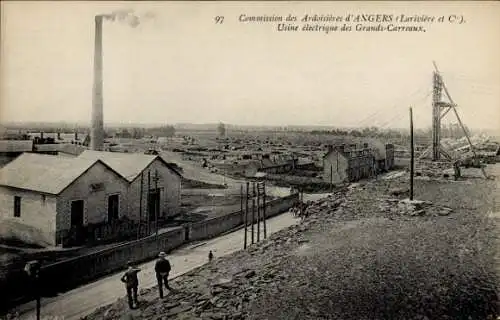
[91, 15, 104, 151]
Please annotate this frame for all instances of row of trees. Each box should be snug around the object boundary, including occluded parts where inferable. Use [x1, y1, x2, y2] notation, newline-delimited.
[308, 123, 471, 141]
[111, 123, 226, 139]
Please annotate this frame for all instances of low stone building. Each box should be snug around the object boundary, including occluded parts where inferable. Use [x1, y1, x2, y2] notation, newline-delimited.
[363, 140, 395, 172]
[244, 158, 298, 178]
[322, 145, 375, 184]
[0, 150, 184, 247]
[0, 153, 129, 246]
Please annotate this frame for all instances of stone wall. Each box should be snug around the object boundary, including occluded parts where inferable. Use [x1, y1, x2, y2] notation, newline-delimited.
[40, 227, 186, 293]
[3, 194, 299, 312]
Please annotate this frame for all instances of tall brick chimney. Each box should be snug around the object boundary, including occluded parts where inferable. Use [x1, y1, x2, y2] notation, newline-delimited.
[91, 15, 104, 151]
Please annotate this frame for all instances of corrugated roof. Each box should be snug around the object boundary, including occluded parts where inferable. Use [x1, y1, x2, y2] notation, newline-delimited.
[0, 140, 33, 152]
[79, 150, 157, 182]
[0, 153, 99, 194]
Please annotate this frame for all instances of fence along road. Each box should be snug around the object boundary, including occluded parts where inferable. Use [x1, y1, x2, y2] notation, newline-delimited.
[15, 193, 329, 320]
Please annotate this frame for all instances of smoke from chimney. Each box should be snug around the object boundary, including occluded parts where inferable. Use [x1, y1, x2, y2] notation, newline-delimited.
[99, 9, 155, 28]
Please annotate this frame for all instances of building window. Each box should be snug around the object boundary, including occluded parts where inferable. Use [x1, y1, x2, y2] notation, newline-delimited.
[14, 196, 21, 217]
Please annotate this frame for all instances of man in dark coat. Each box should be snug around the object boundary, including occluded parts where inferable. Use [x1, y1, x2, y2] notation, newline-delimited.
[155, 252, 172, 298]
[121, 261, 141, 309]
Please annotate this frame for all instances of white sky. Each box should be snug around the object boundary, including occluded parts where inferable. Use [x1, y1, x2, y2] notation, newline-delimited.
[1, 1, 499, 130]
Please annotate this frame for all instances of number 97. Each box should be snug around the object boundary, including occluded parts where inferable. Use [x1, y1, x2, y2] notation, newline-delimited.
[215, 16, 224, 24]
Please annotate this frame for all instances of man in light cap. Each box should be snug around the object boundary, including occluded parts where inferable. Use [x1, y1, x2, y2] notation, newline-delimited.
[154, 252, 172, 298]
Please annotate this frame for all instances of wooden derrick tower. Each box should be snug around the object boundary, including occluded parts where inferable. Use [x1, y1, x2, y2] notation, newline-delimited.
[419, 62, 487, 178]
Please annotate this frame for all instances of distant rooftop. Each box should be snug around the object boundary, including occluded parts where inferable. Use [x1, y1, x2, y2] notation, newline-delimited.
[0, 140, 33, 153]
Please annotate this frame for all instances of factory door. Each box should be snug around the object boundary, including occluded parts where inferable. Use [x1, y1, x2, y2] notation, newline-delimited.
[107, 194, 119, 223]
[70, 200, 85, 245]
[148, 189, 161, 222]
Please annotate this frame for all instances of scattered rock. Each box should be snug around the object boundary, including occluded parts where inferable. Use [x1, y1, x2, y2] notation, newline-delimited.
[244, 270, 256, 278]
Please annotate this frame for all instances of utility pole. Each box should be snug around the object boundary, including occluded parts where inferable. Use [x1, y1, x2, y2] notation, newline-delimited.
[256, 183, 261, 243]
[244, 182, 249, 249]
[251, 182, 255, 244]
[410, 107, 415, 200]
[137, 172, 144, 239]
[263, 181, 267, 239]
[330, 165, 333, 191]
[242, 183, 247, 249]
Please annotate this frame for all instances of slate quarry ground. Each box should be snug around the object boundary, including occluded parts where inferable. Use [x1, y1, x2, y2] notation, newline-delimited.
[84, 166, 500, 320]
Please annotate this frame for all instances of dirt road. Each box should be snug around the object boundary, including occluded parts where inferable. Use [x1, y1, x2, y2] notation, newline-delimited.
[14, 193, 328, 320]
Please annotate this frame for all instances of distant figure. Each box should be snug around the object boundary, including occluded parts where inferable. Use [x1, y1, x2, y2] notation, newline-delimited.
[120, 261, 141, 309]
[208, 250, 214, 262]
[453, 161, 461, 181]
[155, 252, 173, 298]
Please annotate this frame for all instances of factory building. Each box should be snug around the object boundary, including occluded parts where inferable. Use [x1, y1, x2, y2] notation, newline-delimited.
[0, 151, 183, 247]
[323, 142, 395, 185]
[0, 153, 128, 246]
[322, 144, 375, 184]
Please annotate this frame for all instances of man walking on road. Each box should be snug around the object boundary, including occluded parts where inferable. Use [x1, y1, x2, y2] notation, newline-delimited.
[120, 261, 141, 309]
[155, 252, 173, 298]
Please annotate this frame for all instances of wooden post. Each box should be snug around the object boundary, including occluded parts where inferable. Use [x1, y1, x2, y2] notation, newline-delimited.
[263, 181, 267, 239]
[251, 182, 255, 244]
[242, 184, 247, 249]
[244, 182, 249, 249]
[410, 107, 414, 201]
[137, 172, 144, 239]
[256, 184, 260, 242]
[330, 165, 333, 191]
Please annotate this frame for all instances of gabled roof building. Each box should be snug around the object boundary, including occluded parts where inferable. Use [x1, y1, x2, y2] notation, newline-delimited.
[0, 151, 183, 247]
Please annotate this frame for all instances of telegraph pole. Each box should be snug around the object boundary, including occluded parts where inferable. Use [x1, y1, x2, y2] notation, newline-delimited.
[330, 165, 333, 191]
[410, 107, 415, 200]
[244, 182, 249, 249]
[263, 181, 267, 239]
[251, 182, 255, 244]
[256, 183, 261, 242]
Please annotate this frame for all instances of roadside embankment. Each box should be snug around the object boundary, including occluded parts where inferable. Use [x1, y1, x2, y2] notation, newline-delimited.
[83, 167, 499, 320]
